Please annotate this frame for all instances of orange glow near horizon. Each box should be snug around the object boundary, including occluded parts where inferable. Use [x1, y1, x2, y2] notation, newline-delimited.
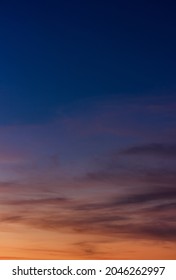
[0, 221, 176, 260]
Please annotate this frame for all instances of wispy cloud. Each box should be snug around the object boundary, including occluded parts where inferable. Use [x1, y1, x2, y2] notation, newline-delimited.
[4, 197, 69, 206]
[121, 143, 176, 158]
[1, 183, 176, 242]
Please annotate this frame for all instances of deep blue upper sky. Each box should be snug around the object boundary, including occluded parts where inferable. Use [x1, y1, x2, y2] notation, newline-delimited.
[0, 0, 176, 124]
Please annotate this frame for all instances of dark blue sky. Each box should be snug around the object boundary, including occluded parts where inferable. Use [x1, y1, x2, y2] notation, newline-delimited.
[0, 0, 176, 124]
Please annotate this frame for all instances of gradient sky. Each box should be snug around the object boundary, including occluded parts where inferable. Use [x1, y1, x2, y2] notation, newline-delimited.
[0, 0, 176, 259]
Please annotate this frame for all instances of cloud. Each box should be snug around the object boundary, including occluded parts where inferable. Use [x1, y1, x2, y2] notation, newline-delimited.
[29, 213, 176, 242]
[121, 143, 176, 158]
[146, 202, 176, 212]
[74, 186, 176, 211]
[110, 187, 176, 206]
[5, 197, 69, 206]
[81, 141, 176, 191]
[1, 183, 176, 242]
[0, 215, 24, 223]
[0, 181, 24, 195]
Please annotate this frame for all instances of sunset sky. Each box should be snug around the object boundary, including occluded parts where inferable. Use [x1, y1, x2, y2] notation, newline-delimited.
[0, 0, 176, 259]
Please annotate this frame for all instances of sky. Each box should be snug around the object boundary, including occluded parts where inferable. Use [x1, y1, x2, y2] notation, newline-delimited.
[0, 0, 176, 259]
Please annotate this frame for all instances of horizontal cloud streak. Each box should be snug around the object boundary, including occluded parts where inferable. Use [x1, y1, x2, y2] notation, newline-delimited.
[5, 197, 69, 206]
[121, 143, 176, 158]
[1, 183, 176, 242]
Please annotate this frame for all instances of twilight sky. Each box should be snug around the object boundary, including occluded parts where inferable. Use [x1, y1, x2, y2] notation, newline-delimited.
[0, 0, 176, 259]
